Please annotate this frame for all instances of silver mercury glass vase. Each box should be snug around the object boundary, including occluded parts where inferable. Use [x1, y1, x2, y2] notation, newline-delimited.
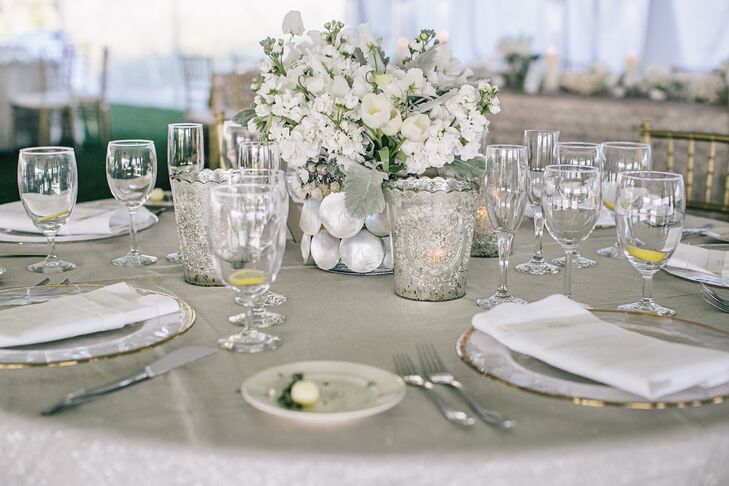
[171, 168, 236, 286]
[471, 182, 499, 257]
[383, 176, 478, 301]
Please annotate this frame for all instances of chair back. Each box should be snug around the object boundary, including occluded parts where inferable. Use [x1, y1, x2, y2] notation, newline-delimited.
[181, 55, 213, 114]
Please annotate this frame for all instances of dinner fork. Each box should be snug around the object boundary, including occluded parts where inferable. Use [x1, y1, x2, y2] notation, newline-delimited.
[700, 284, 729, 313]
[393, 352, 475, 427]
[417, 344, 515, 428]
[34, 277, 50, 286]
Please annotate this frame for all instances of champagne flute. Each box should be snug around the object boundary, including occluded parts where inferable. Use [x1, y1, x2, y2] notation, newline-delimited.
[17, 146, 77, 273]
[516, 129, 560, 275]
[477, 145, 529, 309]
[596, 142, 651, 259]
[106, 140, 158, 267]
[615, 171, 685, 316]
[551, 142, 603, 269]
[542, 165, 602, 300]
[238, 140, 287, 307]
[167, 123, 204, 263]
[207, 183, 283, 353]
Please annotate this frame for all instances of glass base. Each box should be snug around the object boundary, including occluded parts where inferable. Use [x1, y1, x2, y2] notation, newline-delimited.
[476, 292, 527, 310]
[261, 290, 287, 307]
[617, 299, 676, 316]
[27, 257, 75, 274]
[552, 255, 597, 269]
[229, 309, 285, 328]
[166, 251, 182, 264]
[596, 244, 624, 259]
[515, 258, 560, 275]
[112, 252, 158, 267]
[217, 329, 281, 353]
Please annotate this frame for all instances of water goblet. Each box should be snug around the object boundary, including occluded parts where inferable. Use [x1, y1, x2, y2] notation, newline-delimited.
[167, 123, 204, 263]
[477, 145, 529, 309]
[17, 146, 78, 273]
[551, 142, 603, 269]
[596, 142, 651, 259]
[106, 140, 158, 267]
[542, 165, 602, 301]
[207, 183, 283, 352]
[516, 129, 560, 275]
[615, 171, 685, 316]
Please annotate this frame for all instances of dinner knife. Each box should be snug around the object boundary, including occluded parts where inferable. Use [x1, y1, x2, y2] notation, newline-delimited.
[41, 346, 217, 416]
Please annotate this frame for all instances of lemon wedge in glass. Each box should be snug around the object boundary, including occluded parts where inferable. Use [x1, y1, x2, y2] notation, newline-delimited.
[228, 269, 267, 287]
[626, 246, 666, 264]
[36, 210, 70, 223]
[603, 201, 615, 211]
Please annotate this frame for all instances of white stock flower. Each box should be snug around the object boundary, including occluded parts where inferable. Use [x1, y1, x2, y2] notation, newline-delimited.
[331, 75, 350, 99]
[360, 93, 392, 129]
[258, 59, 273, 73]
[381, 110, 402, 136]
[401, 114, 430, 142]
[282, 10, 305, 36]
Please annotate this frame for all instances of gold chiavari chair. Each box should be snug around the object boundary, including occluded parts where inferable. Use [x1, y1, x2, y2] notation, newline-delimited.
[640, 121, 729, 220]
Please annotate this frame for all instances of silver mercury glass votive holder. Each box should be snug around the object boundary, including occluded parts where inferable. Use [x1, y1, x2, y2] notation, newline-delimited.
[471, 182, 499, 257]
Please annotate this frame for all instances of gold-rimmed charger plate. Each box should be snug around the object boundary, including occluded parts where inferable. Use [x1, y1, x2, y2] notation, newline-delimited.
[458, 309, 729, 409]
[0, 284, 195, 368]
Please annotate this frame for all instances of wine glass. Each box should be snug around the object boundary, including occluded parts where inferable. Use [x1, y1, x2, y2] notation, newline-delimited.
[477, 145, 529, 309]
[167, 123, 204, 263]
[551, 142, 603, 269]
[516, 129, 560, 275]
[207, 183, 283, 353]
[228, 169, 289, 327]
[238, 140, 287, 307]
[542, 165, 602, 300]
[106, 140, 158, 267]
[17, 146, 77, 273]
[615, 171, 685, 316]
[596, 142, 651, 259]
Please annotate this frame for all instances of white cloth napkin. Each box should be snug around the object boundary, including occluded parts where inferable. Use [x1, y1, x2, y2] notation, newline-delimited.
[472, 294, 729, 400]
[0, 200, 156, 236]
[667, 243, 729, 278]
[525, 205, 615, 227]
[0, 283, 180, 348]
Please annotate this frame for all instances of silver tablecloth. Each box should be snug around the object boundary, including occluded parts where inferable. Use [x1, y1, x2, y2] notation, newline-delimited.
[0, 210, 727, 486]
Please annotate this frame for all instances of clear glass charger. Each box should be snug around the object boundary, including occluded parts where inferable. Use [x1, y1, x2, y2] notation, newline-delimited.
[0, 284, 195, 368]
[457, 309, 729, 408]
[323, 262, 394, 276]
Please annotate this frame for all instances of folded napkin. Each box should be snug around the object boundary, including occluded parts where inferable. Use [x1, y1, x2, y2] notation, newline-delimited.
[0, 283, 180, 348]
[472, 295, 729, 400]
[667, 243, 729, 278]
[525, 205, 615, 227]
[0, 200, 156, 236]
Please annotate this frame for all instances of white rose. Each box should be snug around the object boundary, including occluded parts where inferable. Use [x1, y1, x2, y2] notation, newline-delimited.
[381, 110, 402, 136]
[282, 10, 305, 36]
[401, 114, 430, 142]
[360, 93, 392, 130]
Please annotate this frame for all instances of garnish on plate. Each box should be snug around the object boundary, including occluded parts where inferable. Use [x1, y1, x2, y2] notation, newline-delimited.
[277, 373, 320, 410]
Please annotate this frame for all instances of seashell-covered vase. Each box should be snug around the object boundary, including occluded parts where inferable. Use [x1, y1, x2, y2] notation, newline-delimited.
[383, 176, 478, 301]
[171, 168, 236, 286]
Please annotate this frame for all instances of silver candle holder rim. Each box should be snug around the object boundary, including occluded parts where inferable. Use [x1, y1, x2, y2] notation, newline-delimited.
[383, 176, 478, 193]
[170, 168, 237, 185]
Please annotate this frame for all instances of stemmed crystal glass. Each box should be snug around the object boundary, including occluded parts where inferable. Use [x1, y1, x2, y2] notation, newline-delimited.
[551, 142, 603, 269]
[167, 123, 204, 263]
[207, 183, 284, 352]
[542, 165, 602, 300]
[477, 145, 529, 309]
[516, 129, 560, 275]
[17, 147, 77, 273]
[106, 140, 158, 267]
[596, 142, 651, 259]
[238, 141, 288, 307]
[615, 171, 685, 316]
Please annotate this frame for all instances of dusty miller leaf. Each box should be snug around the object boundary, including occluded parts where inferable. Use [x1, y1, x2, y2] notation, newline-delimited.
[437, 156, 485, 180]
[232, 108, 256, 126]
[343, 164, 387, 219]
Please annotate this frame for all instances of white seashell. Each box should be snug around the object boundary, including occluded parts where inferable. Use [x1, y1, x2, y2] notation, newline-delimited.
[299, 197, 322, 235]
[339, 229, 385, 273]
[319, 192, 365, 239]
[382, 236, 393, 268]
[300, 233, 313, 265]
[310, 229, 340, 270]
[364, 211, 390, 237]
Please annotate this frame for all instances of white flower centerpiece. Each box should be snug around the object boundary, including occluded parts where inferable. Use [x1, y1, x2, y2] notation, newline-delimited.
[235, 11, 500, 277]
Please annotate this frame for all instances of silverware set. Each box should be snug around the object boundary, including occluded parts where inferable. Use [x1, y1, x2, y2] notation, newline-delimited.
[394, 345, 514, 429]
[701, 284, 729, 313]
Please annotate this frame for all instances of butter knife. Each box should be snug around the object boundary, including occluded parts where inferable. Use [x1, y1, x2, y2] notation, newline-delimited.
[41, 346, 217, 415]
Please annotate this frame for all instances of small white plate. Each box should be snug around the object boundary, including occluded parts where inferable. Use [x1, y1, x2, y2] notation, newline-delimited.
[242, 360, 406, 422]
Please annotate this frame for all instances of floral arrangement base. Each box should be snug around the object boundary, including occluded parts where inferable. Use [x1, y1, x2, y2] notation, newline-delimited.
[323, 262, 394, 276]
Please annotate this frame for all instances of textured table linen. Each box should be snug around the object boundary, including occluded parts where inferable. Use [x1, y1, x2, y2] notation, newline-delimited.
[0, 211, 727, 486]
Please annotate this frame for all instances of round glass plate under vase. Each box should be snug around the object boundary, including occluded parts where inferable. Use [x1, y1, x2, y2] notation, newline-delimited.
[457, 309, 729, 409]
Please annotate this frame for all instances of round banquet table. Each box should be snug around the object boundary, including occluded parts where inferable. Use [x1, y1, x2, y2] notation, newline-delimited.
[0, 209, 727, 486]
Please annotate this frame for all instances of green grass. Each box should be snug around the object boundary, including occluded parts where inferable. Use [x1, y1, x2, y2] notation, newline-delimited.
[0, 104, 184, 204]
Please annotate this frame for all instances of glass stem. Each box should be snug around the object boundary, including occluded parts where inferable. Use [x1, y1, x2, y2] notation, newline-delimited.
[236, 302, 253, 334]
[44, 231, 57, 261]
[128, 208, 138, 254]
[641, 275, 654, 304]
[497, 234, 513, 296]
[563, 249, 575, 297]
[532, 208, 545, 262]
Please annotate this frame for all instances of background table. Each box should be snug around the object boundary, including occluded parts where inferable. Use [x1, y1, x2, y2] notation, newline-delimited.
[0, 211, 727, 485]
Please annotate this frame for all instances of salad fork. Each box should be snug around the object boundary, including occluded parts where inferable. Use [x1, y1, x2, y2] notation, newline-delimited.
[417, 343, 515, 428]
[393, 352, 475, 427]
[701, 284, 729, 313]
